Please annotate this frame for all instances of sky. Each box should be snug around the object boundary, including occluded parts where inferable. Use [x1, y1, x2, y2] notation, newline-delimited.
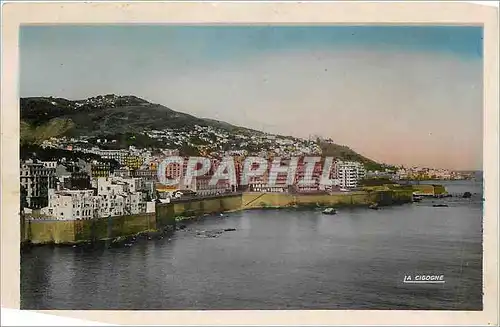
[20, 25, 483, 170]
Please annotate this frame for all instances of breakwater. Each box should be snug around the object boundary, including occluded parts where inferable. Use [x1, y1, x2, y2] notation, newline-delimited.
[21, 190, 413, 245]
[242, 189, 412, 209]
[412, 184, 447, 196]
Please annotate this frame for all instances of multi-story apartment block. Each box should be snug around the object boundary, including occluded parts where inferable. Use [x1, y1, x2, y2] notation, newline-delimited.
[96, 177, 146, 216]
[123, 191, 146, 215]
[335, 160, 366, 189]
[20, 160, 57, 209]
[124, 155, 144, 170]
[96, 193, 125, 218]
[96, 149, 128, 166]
[91, 162, 111, 178]
[69, 171, 92, 190]
[131, 168, 158, 182]
[264, 158, 292, 193]
[208, 158, 239, 192]
[248, 172, 288, 193]
[37, 175, 150, 220]
[40, 189, 96, 220]
[295, 157, 325, 192]
[163, 158, 188, 180]
[114, 167, 132, 178]
[194, 175, 231, 197]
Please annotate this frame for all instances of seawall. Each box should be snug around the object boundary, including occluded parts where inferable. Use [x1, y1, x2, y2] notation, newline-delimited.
[242, 189, 412, 209]
[412, 184, 447, 196]
[22, 190, 412, 245]
[167, 193, 243, 219]
[23, 213, 159, 245]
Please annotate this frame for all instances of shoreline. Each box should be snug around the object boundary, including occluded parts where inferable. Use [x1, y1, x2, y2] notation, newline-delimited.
[21, 199, 409, 248]
[21, 225, 176, 249]
[23, 185, 454, 247]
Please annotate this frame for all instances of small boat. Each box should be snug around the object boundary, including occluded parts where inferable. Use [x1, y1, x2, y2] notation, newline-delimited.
[369, 203, 379, 210]
[432, 204, 449, 207]
[322, 208, 337, 215]
[462, 192, 472, 198]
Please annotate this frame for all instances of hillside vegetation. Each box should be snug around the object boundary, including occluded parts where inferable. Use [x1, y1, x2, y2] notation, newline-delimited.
[20, 118, 75, 145]
[20, 94, 389, 169]
[318, 140, 394, 171]
[20, 95, 257, 141]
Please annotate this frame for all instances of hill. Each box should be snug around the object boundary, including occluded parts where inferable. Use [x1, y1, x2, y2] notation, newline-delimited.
[20, 94, 258, 141]
[20, 94, 389, 170]
[20, 118, 75, 145]
[318, 139, 394, 171]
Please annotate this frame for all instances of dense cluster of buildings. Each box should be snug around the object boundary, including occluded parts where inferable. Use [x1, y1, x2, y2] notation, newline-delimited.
[39, 177, 154, 221]
[394, 167, 472, 180]
[39, 125, 322, 159]
[21, 158, 156, 221]
[20, 152, 368, 221]
[246, 158, 366, 193]
[23, 125, 474, 222]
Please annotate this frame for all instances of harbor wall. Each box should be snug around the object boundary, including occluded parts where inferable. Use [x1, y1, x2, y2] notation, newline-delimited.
[165, 193, 243, 218]
[23, 195, 241, 245]
[412, 184, 447, 196]
[23, 212, 158, 245]
[22, 190, 413, 245]
[241, 190, 413, 209]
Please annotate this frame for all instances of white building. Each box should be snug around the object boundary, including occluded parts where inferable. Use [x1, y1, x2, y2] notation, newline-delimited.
[98, 149, 128, 165]
[335, 161, 366, 189]
[146, 201, 156, 213]
[39, 176, 148, 220]
[96, 177, 146, 216]
[82, 147, 128, 165]
[40, 189, 96, 220]
[318, 178, 341, 191]
[124, 192, 146, 215]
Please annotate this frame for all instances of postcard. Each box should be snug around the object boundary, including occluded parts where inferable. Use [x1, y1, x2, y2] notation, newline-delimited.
[1, 1, 498, 326]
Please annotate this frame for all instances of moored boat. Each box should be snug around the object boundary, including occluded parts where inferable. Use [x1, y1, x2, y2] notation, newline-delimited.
[432, 203, 449, 207]
[322, 208, 337, 215]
